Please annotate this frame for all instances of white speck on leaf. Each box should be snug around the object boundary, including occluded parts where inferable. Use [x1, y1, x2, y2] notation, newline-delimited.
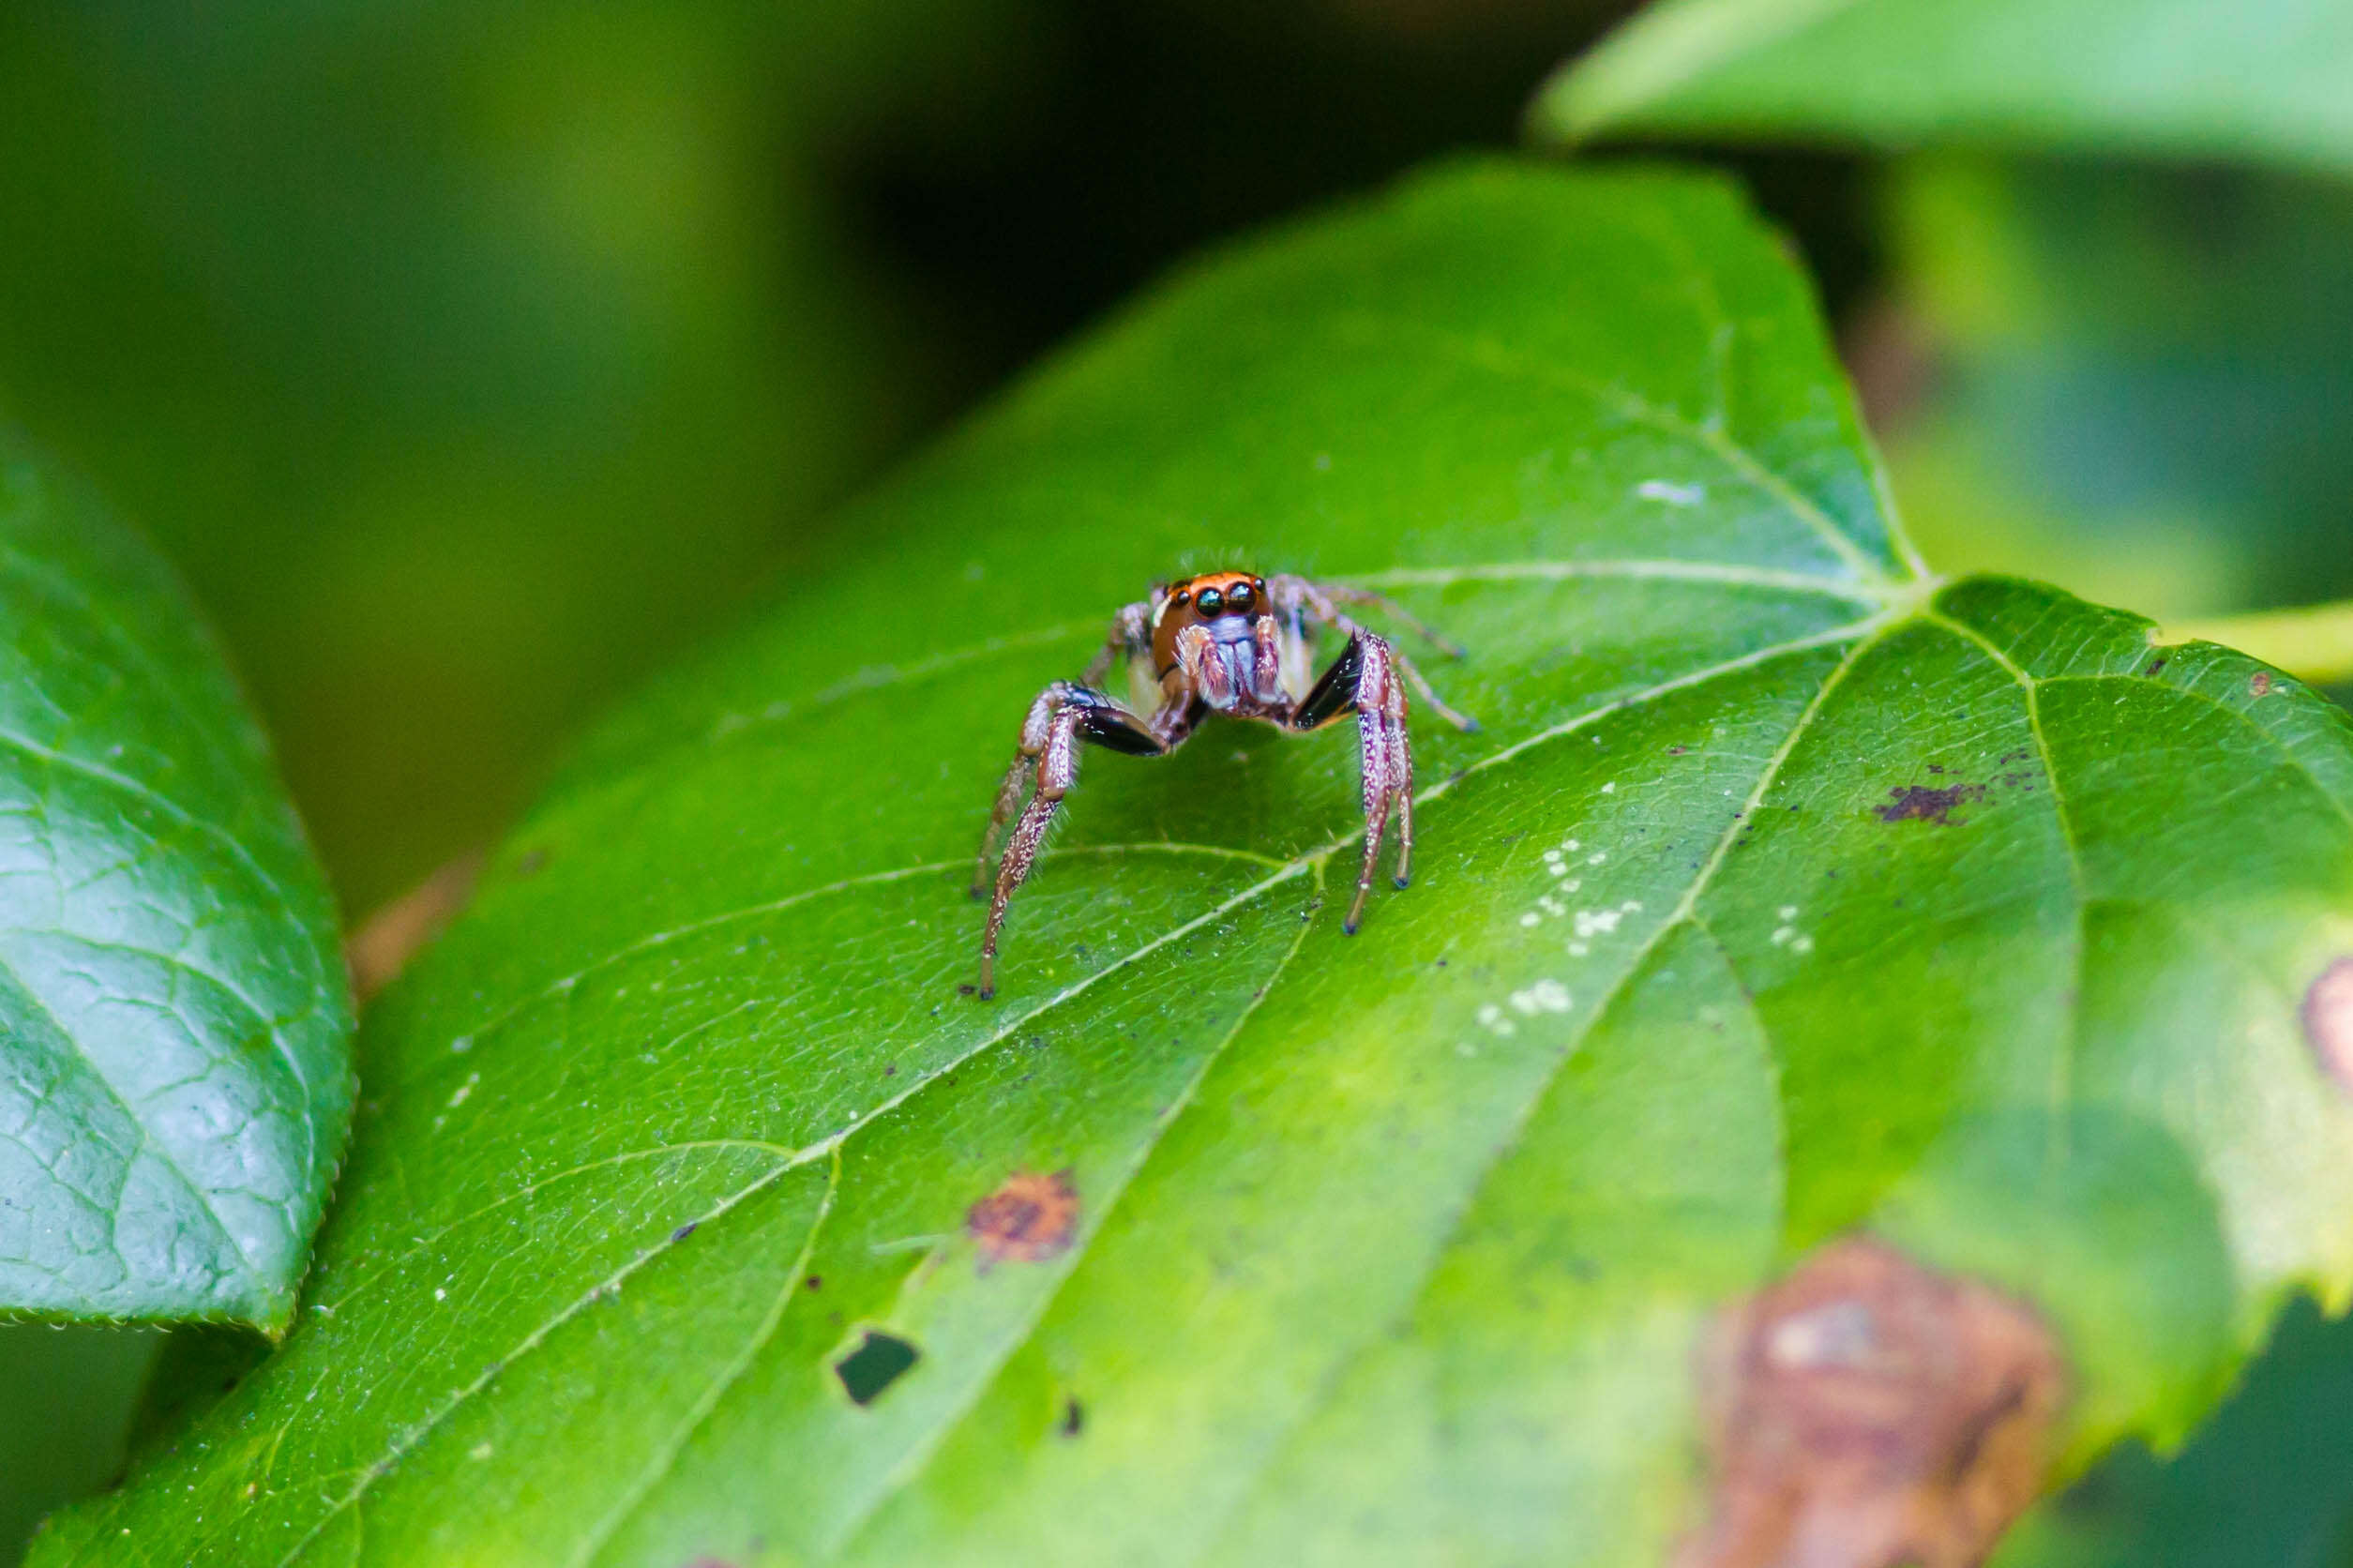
[1508, 979, 1572, 1016]
[1637, 478, 1705, 505]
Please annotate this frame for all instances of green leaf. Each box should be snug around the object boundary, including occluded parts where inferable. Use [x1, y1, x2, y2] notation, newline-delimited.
[1994, 1297, 2353, 1568]
[1531, 0, 2353, 177]
[0, 1323, 158, 1561]
[38, 160, 2353, 1565]
[1878, 156, 2353, 624]
[0, 441, 354, 1330]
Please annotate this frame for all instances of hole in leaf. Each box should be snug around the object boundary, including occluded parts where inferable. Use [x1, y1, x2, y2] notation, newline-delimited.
[834, 1330, 920, 1407]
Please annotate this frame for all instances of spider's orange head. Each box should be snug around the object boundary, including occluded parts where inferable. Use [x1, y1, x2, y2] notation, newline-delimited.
[1151, 570, 1269, 674]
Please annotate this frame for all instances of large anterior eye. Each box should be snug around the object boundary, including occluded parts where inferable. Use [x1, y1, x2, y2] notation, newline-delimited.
[1226, 580, 1255, 613]
[1194, 586, 1224, 617]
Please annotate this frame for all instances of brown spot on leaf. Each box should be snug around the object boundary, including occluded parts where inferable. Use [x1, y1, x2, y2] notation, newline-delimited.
[2251, 671, 2275, 697]
[967, 1168, 1079, 1271]
[1679, 1237, 2066, 1568]
[2303, 958, 2353, 1093]
[1874, 784, 1987, 826]
[346, 851, 485, 1003]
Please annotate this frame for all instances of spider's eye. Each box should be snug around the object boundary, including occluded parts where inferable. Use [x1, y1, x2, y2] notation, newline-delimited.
[1169, 589, 1190, 609]
[1195, 586, 1224, 617]
[1226, 580, 1255, 613]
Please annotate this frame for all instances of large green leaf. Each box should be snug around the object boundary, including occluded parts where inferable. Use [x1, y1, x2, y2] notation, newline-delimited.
[38, 161, 2353, 1565]
[1530, 0, 2353, 177]
[0, 441, 354, 1329]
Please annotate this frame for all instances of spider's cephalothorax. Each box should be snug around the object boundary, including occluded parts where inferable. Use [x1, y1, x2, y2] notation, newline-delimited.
[969, 570, 1476, 998]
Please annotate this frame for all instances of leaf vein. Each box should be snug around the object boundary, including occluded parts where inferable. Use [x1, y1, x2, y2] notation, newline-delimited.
[1188, 615, 1893, 1561]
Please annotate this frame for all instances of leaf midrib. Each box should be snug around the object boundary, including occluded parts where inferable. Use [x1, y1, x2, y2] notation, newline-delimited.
[0, 943, 259, 1291]
[1185, 610, 1892, 1564]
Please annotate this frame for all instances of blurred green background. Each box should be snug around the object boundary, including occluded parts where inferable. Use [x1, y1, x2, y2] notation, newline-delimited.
[1, 0, 2346, 1559]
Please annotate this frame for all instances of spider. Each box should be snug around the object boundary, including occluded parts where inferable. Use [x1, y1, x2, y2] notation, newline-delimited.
[970, 570, 1477, 999]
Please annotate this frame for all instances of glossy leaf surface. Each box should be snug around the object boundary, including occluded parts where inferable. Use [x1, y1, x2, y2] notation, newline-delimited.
[1531, 0, 2353, 177]
[38, 162, 2353, 1565]
[0, 444, 354, 1328]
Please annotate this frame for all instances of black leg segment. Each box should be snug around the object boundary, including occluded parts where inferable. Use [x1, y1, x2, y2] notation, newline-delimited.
[1291, 637, 1365, 732]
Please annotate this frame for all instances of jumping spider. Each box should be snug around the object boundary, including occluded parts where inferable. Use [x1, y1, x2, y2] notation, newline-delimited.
[971, 570, 1476, 998]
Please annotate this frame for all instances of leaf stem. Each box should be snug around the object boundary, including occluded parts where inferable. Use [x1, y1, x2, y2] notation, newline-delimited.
[2158, 598, 2353, 687]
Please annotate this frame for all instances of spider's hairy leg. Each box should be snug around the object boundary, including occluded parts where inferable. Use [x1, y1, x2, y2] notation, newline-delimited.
[1292, 634, 1414, 933]
[970, 682, 1072, 898]
[1315, 580, 1467, 658]
[1267, 574, 1479, 733]
[1079, 599, 1155, 688]
[976, 686, 1169, 1000]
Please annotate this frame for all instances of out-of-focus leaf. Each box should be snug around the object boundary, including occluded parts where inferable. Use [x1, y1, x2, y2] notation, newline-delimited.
[1997, 1296, 2353, 1568]
[1530, 0, 2353, 176]
[1882, 157, 2353, 623]
[0, 0, 1043, 910]
[36, 161, 2353, 1565]
[0, 1324, 158, 1565]
[0, 441, 354, 1327]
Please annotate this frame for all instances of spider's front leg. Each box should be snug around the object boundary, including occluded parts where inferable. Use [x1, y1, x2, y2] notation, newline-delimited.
[972, 683, 1177, 1000]
[971, 600, 1154, 899]
[1292, 633, 1414, 935]
[1267, 574, 1479, 734]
